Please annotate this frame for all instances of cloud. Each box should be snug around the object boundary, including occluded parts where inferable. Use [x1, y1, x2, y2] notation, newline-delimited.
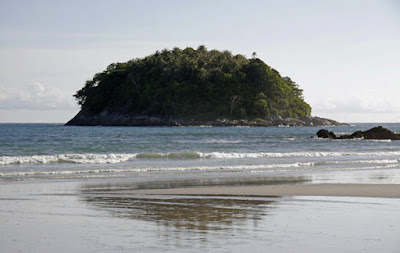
[312, 92, 400, 113]
[0, 82, 78, 111]
[313, 97, 400, 114]
[310, 92, 400, 122]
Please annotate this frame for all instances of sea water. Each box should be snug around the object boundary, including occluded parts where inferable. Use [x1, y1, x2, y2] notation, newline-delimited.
[1, 123, 400, 183]
[1, 123, 400, 252]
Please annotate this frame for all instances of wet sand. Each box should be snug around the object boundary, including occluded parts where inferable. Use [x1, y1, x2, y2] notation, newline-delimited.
[2, 180, 400, 252]
[130, 183, 400, 198]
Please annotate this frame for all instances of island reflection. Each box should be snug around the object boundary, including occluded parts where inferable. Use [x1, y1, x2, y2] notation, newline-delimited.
[83, 194, 276, 232]
[79, 176, 304, 242]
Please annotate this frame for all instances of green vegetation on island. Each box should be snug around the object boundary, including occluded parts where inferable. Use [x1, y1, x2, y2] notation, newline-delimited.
[73, 46, 311, 122]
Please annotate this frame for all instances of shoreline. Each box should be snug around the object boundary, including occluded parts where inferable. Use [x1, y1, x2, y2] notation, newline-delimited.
[129, 183, 400, 198]
[65, 112, 347, 127]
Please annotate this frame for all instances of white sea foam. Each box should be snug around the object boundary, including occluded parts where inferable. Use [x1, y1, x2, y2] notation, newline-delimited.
[205, 139, 243, 144]
[1, 151, 400, 166]
[283, 137, 296, 141]
[2, 161, 399, 180]
[249, 164, 400, 174]
[174, 139, 243, 144]
[136, 152, 201, 159]
[326, 159, 400, 165]
[0, 154, 137, 165]
[199, 151, 400, 159]
[0, 168, 139, 177]
[0, 162, 316, 178]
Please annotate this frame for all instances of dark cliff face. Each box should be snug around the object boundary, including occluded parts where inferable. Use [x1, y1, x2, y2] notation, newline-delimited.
[65, 110, 346, 127]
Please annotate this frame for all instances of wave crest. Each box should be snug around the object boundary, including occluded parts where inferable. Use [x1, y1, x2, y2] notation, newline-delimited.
[2, 151, 400, 165]
[0, 154, 137, 165]
[136, 152, 200, 159]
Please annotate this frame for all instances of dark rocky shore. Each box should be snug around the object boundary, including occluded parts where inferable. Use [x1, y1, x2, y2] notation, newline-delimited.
[317, 126, 400, 140]
[65, 110, 346, 127]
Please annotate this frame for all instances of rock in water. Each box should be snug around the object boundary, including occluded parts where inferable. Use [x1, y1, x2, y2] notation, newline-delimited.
[316, 126, 400, 140]
[317, 129, 337, 139]
[355, 126, 400, 140]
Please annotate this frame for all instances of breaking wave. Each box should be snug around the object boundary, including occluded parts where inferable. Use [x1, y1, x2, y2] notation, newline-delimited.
[136, 152, 201, 159]
[1, 151, 400, 165]
[199, 151, 400, 159]
[0, 154, 137, 165]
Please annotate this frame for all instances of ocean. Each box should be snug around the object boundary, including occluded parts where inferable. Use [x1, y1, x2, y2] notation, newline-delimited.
[1, 123, 400, 252]
[1, 123, 400, 183]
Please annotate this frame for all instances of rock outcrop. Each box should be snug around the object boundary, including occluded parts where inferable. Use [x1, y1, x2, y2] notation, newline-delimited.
[66, 110, 346, 127]
[317, 126, 400, 140]
[316, 129, 337, 139]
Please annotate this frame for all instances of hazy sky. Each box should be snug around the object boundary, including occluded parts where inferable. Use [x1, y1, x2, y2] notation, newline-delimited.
[0, 0, 399, 123]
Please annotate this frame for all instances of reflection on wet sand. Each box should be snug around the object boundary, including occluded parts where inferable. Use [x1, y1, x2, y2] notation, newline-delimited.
[80, 176, 286, 248]
[83, 195, 276, 232]
[76, 175, 400, 252]
[81, 175, 310, 192]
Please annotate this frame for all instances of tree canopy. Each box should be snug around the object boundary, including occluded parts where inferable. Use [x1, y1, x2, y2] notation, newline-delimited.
[74, 46, 311, 121]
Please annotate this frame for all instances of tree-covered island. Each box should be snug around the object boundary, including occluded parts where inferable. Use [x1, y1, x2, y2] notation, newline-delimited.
[66, 46, 343, 126]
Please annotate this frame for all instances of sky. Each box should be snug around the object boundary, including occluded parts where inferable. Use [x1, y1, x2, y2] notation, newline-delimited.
[0, 0, 399, 123]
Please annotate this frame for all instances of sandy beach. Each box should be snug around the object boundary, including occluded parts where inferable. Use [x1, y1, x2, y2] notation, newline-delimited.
[2, 179, 400, 253]
[130, 183, 400, 198]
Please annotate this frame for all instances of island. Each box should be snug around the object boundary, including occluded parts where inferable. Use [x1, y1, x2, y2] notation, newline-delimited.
[66, 46, 345, 127]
